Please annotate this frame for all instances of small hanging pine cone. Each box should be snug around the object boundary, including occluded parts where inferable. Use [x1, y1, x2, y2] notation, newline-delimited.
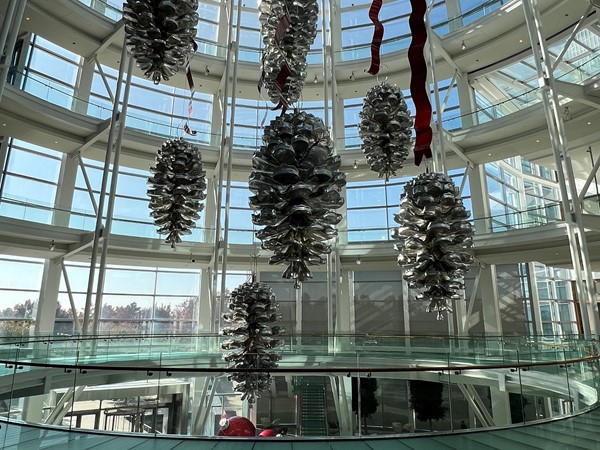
[123, 0, 199, 84]
[258, 0, 318, 106]
[221, 280, 285, 403]
[392, 172, 474, 320]
[249, 110, 346, 287]
[359, 82, 413, 180]
[147, 138, 207, 248]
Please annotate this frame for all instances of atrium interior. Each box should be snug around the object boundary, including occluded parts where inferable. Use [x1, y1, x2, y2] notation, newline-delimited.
[1, 0, 600, 448]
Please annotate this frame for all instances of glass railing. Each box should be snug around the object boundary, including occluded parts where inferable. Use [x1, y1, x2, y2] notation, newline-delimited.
[336, 0, 512, 62]
[78, 0, 513, 66]
[0, 194, 565, 246]
[582, 194, 600, 215]
[10, 69, 550, 154]
[0, 333, 598, 438]
[20, 71, 220, 147]
[78, 0, 121, 21]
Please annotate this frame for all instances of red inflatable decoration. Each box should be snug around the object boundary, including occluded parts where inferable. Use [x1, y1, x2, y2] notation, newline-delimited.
[259, 428, 278, 437]
[218, 415, 257, 437]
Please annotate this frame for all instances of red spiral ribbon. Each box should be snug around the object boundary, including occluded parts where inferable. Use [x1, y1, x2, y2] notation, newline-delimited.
[408, 0, 432, 166]
[184, 41, 199, 136]
[367, 0, 384, 75]
[258, 9, 292, 114]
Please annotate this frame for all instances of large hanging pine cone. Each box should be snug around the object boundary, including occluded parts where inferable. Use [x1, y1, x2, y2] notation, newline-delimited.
[221, 280, 285, 403]
[123, 0, 199, 84]
[392, 172, 474, 320]
[147, 138, 206, 248]
[258, 0, 318, 107]
[249, 111, 346, 287]
[359, 83, 413, 180]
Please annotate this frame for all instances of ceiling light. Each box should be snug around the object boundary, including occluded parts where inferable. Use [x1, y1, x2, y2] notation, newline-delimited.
[25, 17, 30, 21]
[536, 139, 540, 143]
[204, 66, 210, 76]
[519, 39, 523, 43]
[313, 74, 318, 84]
[588, 121, 592, 125]
[356, 256, 361, 265]
[50, 240, 55, 252]
[54, 140, 58, 144]
[461, 41, 466, 51]
[349, 71, 355, 81]
[353, 160, 358, 169]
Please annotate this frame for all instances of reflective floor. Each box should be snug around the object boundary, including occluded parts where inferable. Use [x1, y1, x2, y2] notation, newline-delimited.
[2, 406, 600, 449]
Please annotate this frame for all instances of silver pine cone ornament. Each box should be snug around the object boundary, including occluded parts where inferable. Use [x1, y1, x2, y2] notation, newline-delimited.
[148, 138, 207, 248]
[250, 111, 346, 287]
[258, 0, 318, 107]
[359, 83, 413, 180]
[392, 172, 474, 320]
[123, 0, 199, 84]
[221, 280, 285, 403]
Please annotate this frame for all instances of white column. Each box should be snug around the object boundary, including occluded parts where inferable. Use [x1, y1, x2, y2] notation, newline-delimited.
[33, 259, 62, 334]
[444, 0, 463, 32]
[480, 265, 502, 335]
[489, 386, 511, 426]
[469, 164, 492, 234]
[52, 154, 78, 227]
[72, 56, 96, 115]
[526, 262, 544, 335]
[456, 73, 477, 128]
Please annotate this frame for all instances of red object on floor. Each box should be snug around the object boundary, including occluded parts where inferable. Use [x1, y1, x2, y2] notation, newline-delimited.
[218, 415, 257, 437]
[259, 428, 278, 437]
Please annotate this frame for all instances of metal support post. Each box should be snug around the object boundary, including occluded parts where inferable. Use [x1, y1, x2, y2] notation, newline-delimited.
[426, 0, 446, 173]
[94, 57, 115, 103]
[0, 0, 26, 102]
[217, 0, 243, 328]
[577, 146, 600, 205]
[0, 2, 18, 67]
[75, 154, 99, 215]
[211, 0, 239, 331]
[61, 260, 82, 334]
[92, 55, 134, 336]
[523, 0, 599, 337]
[81, 42, 128, 335]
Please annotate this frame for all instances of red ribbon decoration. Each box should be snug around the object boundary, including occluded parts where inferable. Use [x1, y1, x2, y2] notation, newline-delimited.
[408, 0, 432, 166]
[258, 9, 292, 114]
[367, 0, 384, 75]
[183, 41, 199, 136]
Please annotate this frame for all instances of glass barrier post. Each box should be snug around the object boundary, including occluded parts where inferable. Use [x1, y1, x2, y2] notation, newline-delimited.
[516, 351, 526, 425]
[562, 349, 574, 414]
[447, 354, 454, 432]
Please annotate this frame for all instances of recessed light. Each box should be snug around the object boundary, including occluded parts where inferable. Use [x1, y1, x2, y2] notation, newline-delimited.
[518, 39, 523, 43]
[536, 139, 540, 143]
[2, 123, 5, 126]
[588, 121, 592, 125]
[488, 153, 492, 156]
[25, 17, 30, 21]
[54, 140, 58, 144]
